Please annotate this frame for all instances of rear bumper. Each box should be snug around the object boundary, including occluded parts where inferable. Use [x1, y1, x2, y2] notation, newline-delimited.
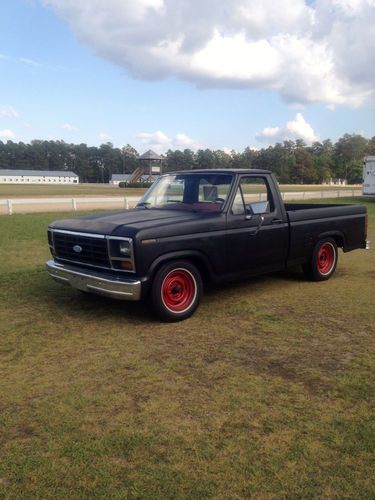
[46, 260, 142, 301]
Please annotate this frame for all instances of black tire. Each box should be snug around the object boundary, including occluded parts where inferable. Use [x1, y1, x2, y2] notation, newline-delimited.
[151, 260, 203, 322]
[302, 238, 338, 281]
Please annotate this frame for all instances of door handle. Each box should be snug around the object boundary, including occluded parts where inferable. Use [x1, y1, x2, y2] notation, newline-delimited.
[271, 218, 283, 224]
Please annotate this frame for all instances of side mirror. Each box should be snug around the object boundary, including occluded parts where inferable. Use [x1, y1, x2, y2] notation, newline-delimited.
[249, 201, 270, 215]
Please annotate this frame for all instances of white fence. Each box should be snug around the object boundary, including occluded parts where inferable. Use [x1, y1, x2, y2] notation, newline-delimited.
[0, 190, 363, 215]
[281, 189, 362, 200]
[0, 196, 140, 215]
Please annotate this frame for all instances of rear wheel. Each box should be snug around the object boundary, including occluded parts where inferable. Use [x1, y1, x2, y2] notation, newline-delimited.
[302, 238, 338, 281]
[151, 260, 202, 321]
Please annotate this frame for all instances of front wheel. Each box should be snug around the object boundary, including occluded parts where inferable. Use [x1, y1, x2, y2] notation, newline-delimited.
[151, 260, 203, 322]
[302, 238, 338, 281]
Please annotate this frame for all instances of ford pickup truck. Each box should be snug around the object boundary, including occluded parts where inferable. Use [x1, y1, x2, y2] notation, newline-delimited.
[46, 170, 368, 321]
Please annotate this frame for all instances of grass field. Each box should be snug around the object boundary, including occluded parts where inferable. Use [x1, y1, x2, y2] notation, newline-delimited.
[0, 183, 360, 198]
[0, 184, 144, 198]
[0, 198, 374, 498]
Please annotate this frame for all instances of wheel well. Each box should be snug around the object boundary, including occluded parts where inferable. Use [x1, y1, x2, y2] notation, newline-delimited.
[151, 255, 212, 285]
[188, 256, 212, 284]
[328, 234, 344, 249]
[303, 234, 343, 265]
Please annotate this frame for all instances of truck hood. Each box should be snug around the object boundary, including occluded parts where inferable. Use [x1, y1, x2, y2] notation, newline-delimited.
[49, 208, 205, 236]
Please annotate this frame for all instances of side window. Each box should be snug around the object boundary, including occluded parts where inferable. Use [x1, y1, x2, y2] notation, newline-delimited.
[231, 187, 245, 215]
[231, 176, 274, 215]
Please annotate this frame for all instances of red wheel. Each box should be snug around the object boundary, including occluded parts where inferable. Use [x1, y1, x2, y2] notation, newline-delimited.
[316, 242, 336, 275]
[152, 260, 202, 321]
[302, 238, 338, 281]
[162, 269, 197, 313]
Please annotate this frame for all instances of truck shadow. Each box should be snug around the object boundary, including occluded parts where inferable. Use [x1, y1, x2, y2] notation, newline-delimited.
[48, 270, 305, 325]
[205, 266, 306, 295]
[39, 268, 308, 324]
[44, 286, 157, 324]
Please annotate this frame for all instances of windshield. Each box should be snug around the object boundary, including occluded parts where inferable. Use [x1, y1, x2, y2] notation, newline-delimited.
[137, 173, 233, 212]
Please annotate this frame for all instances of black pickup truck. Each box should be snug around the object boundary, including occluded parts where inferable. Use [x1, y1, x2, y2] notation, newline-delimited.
[46, 170, 368, 321]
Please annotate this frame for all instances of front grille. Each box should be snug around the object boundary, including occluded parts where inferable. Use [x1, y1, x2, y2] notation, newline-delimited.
[53, 231, 110, 268]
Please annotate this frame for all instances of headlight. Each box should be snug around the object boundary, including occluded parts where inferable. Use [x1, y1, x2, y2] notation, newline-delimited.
[108, 237, 135, 272]
[119, 240, 131, 257]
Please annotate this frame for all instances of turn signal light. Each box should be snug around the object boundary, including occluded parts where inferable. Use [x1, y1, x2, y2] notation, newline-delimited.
[120, 260, 133, 270]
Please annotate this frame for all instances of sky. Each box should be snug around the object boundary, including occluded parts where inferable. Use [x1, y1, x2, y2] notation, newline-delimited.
[0, 0, 375, 153]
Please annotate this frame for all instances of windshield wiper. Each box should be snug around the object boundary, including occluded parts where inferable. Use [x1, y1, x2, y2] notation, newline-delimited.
[136, 202, 151, 209]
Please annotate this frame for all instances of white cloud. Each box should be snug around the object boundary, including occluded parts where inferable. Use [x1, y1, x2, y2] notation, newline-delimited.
[0, 106, 20, 119]
[136, 130, 202, 153]
[44, 0, 375, 106]
[19, 57, 41, 67]
[62, 123, 78, 132]
[0, 129, 16, 139]
[256, 113, 319, 145]
[174, 133, 202, 149]
[223, 147, 234, 155]
[98, 131, 112, 141]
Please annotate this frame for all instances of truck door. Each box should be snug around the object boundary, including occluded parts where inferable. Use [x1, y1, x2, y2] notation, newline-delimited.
[226, 175, 289, 275]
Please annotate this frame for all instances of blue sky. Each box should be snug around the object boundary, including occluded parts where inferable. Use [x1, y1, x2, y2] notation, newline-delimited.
[0, 0, 374, 153]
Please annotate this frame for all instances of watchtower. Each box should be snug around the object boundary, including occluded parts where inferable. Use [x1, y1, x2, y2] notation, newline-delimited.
[128, 150, 164, 183]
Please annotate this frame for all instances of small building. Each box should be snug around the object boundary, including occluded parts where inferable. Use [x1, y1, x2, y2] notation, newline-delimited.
[0, 169, 79, 184]
[110, 172, 159, 185]
[110, 174, 132, 186]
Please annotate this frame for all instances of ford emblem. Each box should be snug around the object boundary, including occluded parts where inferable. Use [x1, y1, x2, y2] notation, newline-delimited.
[73, 245, 82, 253]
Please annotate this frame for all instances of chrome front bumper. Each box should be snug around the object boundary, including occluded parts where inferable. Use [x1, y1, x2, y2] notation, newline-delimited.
[46, 260, 142, 301]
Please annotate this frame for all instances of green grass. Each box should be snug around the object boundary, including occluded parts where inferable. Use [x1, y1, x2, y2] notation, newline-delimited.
[0, 184, 146, 198]
[0, 198, 374, 498]
[0, 183, 360, 199]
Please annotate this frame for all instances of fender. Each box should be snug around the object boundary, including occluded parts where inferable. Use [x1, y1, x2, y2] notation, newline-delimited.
[317, 230, 346, 249]
[146, 249, 215, 283]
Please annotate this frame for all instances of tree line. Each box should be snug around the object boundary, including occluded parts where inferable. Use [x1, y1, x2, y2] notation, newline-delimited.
[0, 133, 374, 184]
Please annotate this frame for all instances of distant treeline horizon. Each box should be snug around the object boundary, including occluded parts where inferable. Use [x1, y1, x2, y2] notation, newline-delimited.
[1, 133, 374, 184]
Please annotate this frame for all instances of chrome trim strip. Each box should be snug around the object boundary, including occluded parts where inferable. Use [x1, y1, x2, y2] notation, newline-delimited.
[106, 236, 114, 271]
[108, 236, 133, 241]
[51, 229, 106, 239]
[86, 285, 134, 297]
[51, 274, 69, 283]
[48, 262, 135, 284]
[46, 260, 141, 301]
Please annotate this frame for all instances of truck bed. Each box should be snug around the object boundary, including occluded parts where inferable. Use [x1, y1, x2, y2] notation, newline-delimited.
[284, 202, 367, 262]
[285, 202, 366, 222]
